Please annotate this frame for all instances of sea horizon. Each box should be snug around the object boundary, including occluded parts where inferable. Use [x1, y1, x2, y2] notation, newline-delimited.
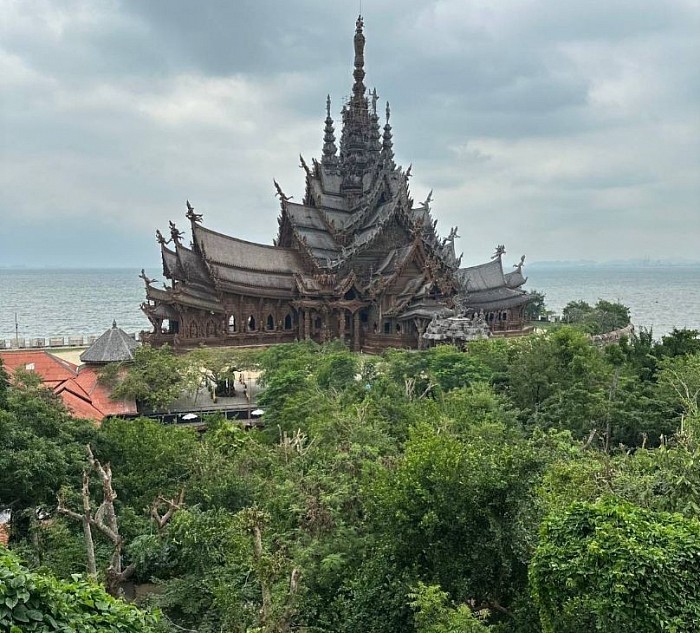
[2, 264, 699, 343]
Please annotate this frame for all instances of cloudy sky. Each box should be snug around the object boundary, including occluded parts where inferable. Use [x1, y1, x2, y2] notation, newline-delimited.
[1, 0, 698, 268]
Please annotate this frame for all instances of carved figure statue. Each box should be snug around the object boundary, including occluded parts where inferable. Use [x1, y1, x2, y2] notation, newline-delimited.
[139, 268, 157, 287]
[405, 164, 412, 179]
[169, 221, 184, 244]
[185, 200, 203, 223]
[420, 189, 433, 212]
[513, 254, 526, 271]
[491, 244, 506, 259]
[155, 229, 171, 245]
[299, 155, 311, 177]
[441, 226, 460, 248]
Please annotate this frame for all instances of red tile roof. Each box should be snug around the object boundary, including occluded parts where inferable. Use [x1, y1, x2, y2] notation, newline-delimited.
[1, 350, 78, 386]
[0, 351, 137, 422]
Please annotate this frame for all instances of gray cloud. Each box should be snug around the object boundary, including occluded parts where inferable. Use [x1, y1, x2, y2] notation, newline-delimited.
[1, 0, 698, 268]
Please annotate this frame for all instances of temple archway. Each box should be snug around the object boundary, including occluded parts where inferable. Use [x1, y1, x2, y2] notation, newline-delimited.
[228, 315, 236, 333]
[266, 314, 274, 330]
[284, 313, 293, 330]
[247, 315, 256, 331]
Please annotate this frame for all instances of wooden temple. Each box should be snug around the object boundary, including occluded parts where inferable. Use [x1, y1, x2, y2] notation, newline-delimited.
[141, 17, 531, 351]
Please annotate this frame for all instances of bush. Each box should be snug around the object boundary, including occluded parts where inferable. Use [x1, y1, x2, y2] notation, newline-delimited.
[0, 546, 159, 632]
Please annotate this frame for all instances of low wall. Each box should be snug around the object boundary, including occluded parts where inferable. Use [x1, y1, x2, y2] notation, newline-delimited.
[0, 332, 140, 350]
[589, 323, 635, 345]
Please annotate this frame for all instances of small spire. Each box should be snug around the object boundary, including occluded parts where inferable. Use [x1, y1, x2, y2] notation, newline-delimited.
[382, 101, 394, 167]
[322, 95, 338, 166]
[112, 320, 117, 328]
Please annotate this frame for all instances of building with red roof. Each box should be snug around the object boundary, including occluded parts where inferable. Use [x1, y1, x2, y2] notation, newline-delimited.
[0, 350, 136, 423]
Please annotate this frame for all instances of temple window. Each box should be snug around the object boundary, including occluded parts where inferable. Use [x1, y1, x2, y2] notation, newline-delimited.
[384, 321, 391, 334]
[345, 288, 357, 300]
[284, 314, 293, 330]
[396, 323, 401, 333]
[247, 315, 256, 331]
[228, 315, 236, 333]
[266, 314, 274, 330]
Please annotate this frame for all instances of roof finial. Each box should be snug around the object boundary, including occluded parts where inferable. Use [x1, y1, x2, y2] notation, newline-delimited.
[112, 319, 117, 328]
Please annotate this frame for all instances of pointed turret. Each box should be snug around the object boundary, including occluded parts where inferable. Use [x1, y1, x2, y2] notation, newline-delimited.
[322, 95, 338, 168]
[382, 101, 395, 168]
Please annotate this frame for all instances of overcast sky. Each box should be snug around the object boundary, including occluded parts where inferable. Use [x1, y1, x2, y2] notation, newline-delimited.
[1, 0, 698, 268]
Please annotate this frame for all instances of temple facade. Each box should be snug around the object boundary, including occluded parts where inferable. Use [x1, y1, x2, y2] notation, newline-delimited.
[141, 17, 531, 352]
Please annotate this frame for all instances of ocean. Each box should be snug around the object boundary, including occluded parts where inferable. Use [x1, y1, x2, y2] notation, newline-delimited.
[1, 265, 699, 343]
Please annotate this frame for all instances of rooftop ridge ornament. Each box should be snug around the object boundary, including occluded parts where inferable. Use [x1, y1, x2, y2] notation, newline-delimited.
[169, 220, 184, 245]
[273, 179, 293, 202]
[492, 244, 506, 259]
[185, 200, 203, 224]
[155, 229, 171, 245]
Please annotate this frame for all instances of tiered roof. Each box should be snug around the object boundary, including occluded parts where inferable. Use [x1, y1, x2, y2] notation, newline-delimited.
[143, 16, 530, 330]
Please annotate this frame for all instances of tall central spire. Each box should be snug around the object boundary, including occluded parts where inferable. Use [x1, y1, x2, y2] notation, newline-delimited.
[352, 15, 366, 104]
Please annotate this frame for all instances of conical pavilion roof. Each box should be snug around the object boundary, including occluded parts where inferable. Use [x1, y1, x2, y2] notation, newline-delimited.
[80, 320, 139, 364]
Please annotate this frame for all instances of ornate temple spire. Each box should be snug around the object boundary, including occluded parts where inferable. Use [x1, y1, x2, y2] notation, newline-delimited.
[340, 15, 371, 193]
[382, 101, 395, 167]
[322, 94, 338, 168]
[352, 15, 366, 106]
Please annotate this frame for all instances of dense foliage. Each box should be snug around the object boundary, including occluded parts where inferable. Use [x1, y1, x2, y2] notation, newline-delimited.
[0, 546, 159, 633]
[1, 325, 699, 632]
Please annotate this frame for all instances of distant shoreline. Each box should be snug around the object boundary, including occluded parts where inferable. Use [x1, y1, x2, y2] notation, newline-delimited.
[2, 261, 700, 272]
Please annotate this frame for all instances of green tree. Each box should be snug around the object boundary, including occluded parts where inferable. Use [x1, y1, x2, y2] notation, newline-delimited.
[530, 500, 700, 633]
[410, 582, 492, 633]
[109, 344, 191, 412]
[523, 290, 547, 321]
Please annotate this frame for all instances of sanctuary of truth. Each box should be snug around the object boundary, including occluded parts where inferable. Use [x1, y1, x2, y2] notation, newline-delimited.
[141, 17, 531, 352]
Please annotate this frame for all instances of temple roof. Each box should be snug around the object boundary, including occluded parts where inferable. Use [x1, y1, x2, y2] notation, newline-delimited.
[456, 257, 507, 291]
[194, 224, 302, 272]
[80, 321, 140, 364]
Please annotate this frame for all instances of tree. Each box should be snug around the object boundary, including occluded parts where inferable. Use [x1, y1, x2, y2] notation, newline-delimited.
[409, 582, 492, 633]
[523, 290, 548, 321]
[109, 344, 191, 412]
[657, 328, 700, 359]
[531, 500, 700, 633]
[0, 374, 95, 540]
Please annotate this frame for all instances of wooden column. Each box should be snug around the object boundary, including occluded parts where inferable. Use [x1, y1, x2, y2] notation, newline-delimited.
[353, 311, 361, 352]
[304, 309, 311, 340]
[321, 306, 329, 343]
[298, 309, 304, 339]
[338, 309, 345, 343]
